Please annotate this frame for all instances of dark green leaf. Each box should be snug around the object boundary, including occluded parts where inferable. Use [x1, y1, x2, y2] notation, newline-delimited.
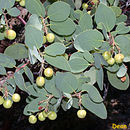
[56, 72, 78, 93]
[44, 54, 71, 71]
[107, 71, 129, 90]
[69, 57, 89, 73]
[0, 65, 6, 75]
[45, 42, 66, 56]
[50, 18, 76, 36]
[48, 1, 70, 22]
[79, 13, 93, 31]
[4, 43, 28, 59]
[95, 3, 116, 31]
[82, 94, 107, 119]
[8, 7, 20, 17]
[74, 30, 103, 52]
[0, 53, 16, 68]
[25, 0, 45, 17]
[96, 67, 104, 91]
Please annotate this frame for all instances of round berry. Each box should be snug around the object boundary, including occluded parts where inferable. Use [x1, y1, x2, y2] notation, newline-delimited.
[4, 29, 16, 40]
[46, 33, 55, 43]
[48, 111, 57, 120]
[28, 115, 37, 124]
[44, 68, 53, 78]
[19, 0, 25, 7]
[38, 112, 46, 121]
[3, 99, 12, 109]
[12, 93, 21, 102]
[36, 76, 45, 87]
[82, 3, 88, 9]
[77, 110, 87, 119]
[114, 53, 124, 64]
[42, 111, 48, 118]
[107, 58, 115, 65]
[102, 51, 111, 60]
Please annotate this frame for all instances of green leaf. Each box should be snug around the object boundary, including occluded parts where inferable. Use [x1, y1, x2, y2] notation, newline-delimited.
[24, 66, 34, 84]
[14, 72, 27, 91]
[8, 7, 20, 17]
[105, 63, 119, 72]
[0, 0, 15, 10]
[83, 50, 94, 63]
[45, 76, 61, 98]
[69, 52, 84, 60]
[56, 72, 78, 93]
[111, 6, 122, 17]
[82, 94, 107, 119]
[61, 0, 75, 8]
[123, 56, 130, 63]
[117, 64, 127, 78]
[48, 1, 70, 22]
[33, 84, 48, 97]
[96, 67, 104, 91]
[0, 33, 4, 40]
[79, 13, 93, 31]
[25, 0, 45, 17]
[50, 18, 76, 36]
[97, 23, 109, 40]
[45, 42, 66, 56]
[74, 30, 103, 52]
[69, 57, 89, 73]
[115, 35, 130, 57]
[107, 0, 115, 5]
[77, 76, 91, 91]
[115, 23, 130, 34]
[84, 67, 97, 85]
[44, 54, 71, 71]
[24, 97, 47, 113]
[116, 14, 127, 24]
[25, 14, 43, 49]
[72, 97, 79, 109]
[29, 46, 43, 63]
[25, 27, 43, 49]
[0, 53, 16, 68]
[107, 71, 129, 90]
[82, 84, 103, 103]
[95, 3, 116, 32]
[0, 65, 6, 75]
[4, 43, 28, 59]
[94, 53, 108, 69]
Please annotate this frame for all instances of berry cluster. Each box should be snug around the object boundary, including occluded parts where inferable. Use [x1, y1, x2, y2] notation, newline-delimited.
[102, 51, 124, 66]
[0, 93, 20, 109]
[29, 111, 57, 124]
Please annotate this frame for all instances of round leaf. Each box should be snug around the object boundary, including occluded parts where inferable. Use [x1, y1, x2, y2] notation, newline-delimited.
[4, 43, 28, 59]
[74, 30, 103, 52]
[69, 57, 89, 73]
[56, 72, 78, 93]
[50, 18, 76, 36]
[48, 1, 70, 22]
[45, 42, 66, 56]
[107, 71, 129, 90]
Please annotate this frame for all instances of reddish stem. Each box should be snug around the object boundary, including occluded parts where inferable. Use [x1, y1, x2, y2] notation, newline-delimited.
[17, 16, 27, 25]
[15, 61, 30, 72]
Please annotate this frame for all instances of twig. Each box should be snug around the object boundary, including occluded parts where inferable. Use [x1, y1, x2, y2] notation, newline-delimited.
[15, 61, 30, 73]
[17, 16, 27, 25]
[41, 17, 48, 35]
